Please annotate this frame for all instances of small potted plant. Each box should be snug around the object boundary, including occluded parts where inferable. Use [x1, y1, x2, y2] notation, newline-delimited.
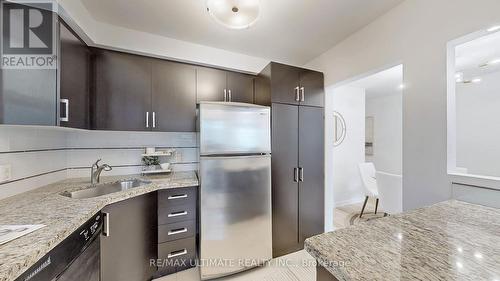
[142, 156, 160, 171]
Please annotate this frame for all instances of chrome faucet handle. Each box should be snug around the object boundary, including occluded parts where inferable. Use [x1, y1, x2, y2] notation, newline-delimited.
[102, 164, 113, 172]
[92, 159, 102, 168]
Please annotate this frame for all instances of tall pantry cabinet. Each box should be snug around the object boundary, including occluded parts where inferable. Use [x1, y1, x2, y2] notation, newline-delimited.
[256, 62, 325, 257]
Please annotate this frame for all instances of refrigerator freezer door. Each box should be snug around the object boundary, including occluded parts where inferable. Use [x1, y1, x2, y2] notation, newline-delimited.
[199, 102, 271, 155]
[200, 155, 272, 280]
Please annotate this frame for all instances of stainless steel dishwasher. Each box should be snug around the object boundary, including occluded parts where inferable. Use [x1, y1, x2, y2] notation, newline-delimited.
[14, 212, 102, 281]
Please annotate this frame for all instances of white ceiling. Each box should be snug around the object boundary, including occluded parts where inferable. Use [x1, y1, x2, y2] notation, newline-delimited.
[79, 0, 403, 65]
[348, 65, 403, 98]
[455, 30, 500, 80]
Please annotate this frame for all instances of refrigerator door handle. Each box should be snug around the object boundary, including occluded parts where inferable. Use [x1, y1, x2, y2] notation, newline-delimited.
[299, 167, 304, 182]
[294, 167, 299, 182]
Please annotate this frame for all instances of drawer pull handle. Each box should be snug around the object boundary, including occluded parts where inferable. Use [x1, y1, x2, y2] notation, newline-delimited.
[168, 228, 188, 235]
[168, 194, 188, 200]
[168, 211, 188, 217]
[168, 249, 188, 259]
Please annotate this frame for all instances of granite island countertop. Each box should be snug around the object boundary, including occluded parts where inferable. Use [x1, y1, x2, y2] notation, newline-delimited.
[305, 200, 500, 281]
[0, 171, 198, 281]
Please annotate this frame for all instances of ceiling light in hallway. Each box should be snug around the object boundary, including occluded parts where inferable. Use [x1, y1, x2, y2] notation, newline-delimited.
[487, 25, 500, 32]
[206, 0, 260, 29]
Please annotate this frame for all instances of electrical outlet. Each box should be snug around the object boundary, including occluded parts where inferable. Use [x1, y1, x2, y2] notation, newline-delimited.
[0, 165, 12, 183]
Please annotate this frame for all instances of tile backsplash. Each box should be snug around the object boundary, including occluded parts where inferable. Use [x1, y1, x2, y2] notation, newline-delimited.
[0, 125, 198, 199]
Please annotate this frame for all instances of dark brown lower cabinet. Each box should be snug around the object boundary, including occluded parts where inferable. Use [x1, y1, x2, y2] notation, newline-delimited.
[272, 103, 300, 257]
[156, 187, 198, 277]
[317, 265, 339, 281]
[271, 103, 324, 257]
[100, 193, 157, 281]
[298, 106, 325, 242]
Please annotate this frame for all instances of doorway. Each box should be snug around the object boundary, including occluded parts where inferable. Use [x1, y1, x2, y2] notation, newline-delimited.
[325, 65, 404, 230]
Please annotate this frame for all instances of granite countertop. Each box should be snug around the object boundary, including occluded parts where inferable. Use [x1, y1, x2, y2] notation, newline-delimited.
[0, 171, 198, 281]
[305, 200, 500, 281]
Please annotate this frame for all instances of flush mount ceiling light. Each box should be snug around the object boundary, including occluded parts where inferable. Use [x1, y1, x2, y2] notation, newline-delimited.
[459, 77, 482, 84]
[479, 58, 500, 68]
[206, 0, 260, 29]
[487, 25, 500, 32]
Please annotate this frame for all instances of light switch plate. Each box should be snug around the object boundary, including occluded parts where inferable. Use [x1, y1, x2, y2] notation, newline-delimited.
[0, 165, 12, 183]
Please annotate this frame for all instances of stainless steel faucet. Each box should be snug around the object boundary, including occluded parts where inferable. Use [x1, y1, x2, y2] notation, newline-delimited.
[91, 159, 112, 185]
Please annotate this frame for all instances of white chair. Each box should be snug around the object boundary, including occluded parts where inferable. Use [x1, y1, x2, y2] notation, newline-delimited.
[358, 163, 379, 218]
[376, 171, 403, 214]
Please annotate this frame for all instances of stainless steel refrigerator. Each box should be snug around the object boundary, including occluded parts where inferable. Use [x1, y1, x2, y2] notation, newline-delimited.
[198, 102, 272, 280]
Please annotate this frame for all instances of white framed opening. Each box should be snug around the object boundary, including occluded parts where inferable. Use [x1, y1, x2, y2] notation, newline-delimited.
[447, 26, 500, 189]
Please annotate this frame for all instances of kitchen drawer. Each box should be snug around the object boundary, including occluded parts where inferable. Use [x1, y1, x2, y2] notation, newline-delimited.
[158, 220, 196, 243]
[157, 237, 196, 275]
[158, 203, 196, 225]
[158, 187, 197, 207]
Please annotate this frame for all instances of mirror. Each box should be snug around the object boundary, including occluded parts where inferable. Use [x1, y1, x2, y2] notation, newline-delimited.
[333, 111, 346, 147]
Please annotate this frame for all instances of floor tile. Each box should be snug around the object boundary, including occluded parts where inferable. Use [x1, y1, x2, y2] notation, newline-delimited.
[215, 264, 298, 281]
[153, 251, 310, 281]
[176, 267, 200, 281]
[155, 272, 177, 281]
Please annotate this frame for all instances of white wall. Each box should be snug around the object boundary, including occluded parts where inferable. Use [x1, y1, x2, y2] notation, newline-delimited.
[56, 0, 269, 74]
[306, 0, 500, 210]
[365, 93, 403, 175]
[456, 70, 500, 177]
[327, 86, 365, 211]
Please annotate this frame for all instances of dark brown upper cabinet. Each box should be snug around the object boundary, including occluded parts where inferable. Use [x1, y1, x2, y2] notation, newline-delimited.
[270, 63, 301, 105]
[59, 20, 91, 129]
[93, 49, 153, 131]
[226, 72, 255, 103]
[93, 48, 198, 132]
[299, 70, 325, 107]
[152, 60, 196, 132]
[257, 62, 324, 108]
[196, 67, 227, 102]
[196, 67, 254, 103]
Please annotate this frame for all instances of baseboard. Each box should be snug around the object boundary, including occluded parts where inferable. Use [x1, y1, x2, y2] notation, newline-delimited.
[334, 197, 365, 208]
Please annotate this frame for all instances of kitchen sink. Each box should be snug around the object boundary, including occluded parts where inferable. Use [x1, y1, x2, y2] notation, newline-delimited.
[63, 179, 152, 199]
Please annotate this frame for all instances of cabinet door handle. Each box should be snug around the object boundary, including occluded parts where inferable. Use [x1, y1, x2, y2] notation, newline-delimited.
[146, 112, 150, 128]
[299, 167, 304, 182]
[293, 167, 298, 182]
[224, 89, 227, 102]
[103, 212, 110, 237]
[228, 89, 232, 102]
[294, 87, 300, 101]
[168, 211, 188, 217]
[300, 87, 305, 102]
[168, 249, 187, 259]
[168, 228, 188, 236]
[168, 194, 188, 200]
[152, 112, 156, 128]
[60, 99, 69, 122]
